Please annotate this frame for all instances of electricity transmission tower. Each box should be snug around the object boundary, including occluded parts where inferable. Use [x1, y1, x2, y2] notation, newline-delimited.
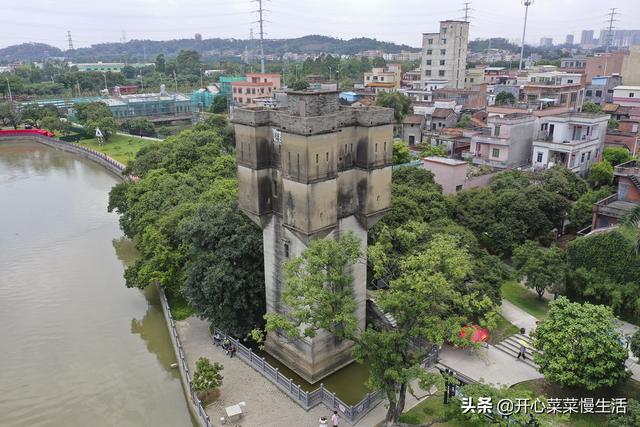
[252, 0, 269, 73]
[518, 0, 534, 71]
[605, 8, 618, 52]
[460, 2, 472, 22]
[67, 30, 74, 51]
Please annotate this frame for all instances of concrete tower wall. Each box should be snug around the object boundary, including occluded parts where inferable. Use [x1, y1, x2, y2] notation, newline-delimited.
[232, 91, 393, 382]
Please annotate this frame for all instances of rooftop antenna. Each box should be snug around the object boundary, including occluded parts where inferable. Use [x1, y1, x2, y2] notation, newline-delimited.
[67, 30, 74, 51]
[518, 0, 534, 71]
[252, 0, 269, 73]
[605, 8, 618, 52]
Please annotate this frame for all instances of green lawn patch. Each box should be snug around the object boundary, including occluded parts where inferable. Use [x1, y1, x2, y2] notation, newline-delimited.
[399, 392, 467, 426]
[511, 378, 640, 427]
[501, 280, 549, 319]
[167, 294, 194, 321]
[76, 134, 159, 164]
[488, 314, 521, 345]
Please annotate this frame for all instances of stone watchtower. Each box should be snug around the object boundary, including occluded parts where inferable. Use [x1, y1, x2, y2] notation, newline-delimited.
[232, 90, 394, 383]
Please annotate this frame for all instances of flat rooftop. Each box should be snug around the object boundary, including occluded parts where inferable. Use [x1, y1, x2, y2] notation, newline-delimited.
[423, 156, 467, 166]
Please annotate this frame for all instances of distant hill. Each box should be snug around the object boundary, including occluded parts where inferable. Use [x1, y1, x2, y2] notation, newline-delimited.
[0, 43, 64, 62]
[468, 38, 521, 53]
[0, 35, 420, 63]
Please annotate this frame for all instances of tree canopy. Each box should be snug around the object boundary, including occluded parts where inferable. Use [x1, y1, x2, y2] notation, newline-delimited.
[532, 297, 630, 390]
[513, 240, 566, 298]
[375, 92, 413, 123]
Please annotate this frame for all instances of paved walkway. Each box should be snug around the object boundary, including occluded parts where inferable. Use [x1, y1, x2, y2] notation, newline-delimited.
[176, 317, 431, 426]
[439, 344, 543, 387]
[177, 317, 327, 426]
[501, 299, 538, 335]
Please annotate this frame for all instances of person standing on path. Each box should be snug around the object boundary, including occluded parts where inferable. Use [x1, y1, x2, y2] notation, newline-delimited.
[516, 339, 527, 360]
[331, 410, 339, 427]
[319, 416, 328, 427]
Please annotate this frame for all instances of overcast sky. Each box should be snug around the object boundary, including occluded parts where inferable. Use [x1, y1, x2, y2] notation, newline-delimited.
[1, 0, 638, 50]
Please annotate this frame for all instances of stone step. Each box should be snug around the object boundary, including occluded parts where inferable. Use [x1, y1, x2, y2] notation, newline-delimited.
[499, 339, 543, 360]
[493, 342, 539, 369]
[504, 335, 542, 356]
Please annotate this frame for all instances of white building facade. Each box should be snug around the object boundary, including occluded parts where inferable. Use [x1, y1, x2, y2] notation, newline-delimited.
[420, 20, 469, 90]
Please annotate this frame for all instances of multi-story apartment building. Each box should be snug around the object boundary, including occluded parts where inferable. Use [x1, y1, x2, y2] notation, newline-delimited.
[524, 72, 585, 110]
[420, 20, 469, 90]
[363, 64, 402, 93]
[581, 30, 595, 46]
[464, 67, 485, 89]
[531, 112, 609, 175]
[612, 85, 640, 107]
[584, 75, 622, 105]
[484, 67, 516, 85]
[606, 119, 639, 155]
[466, 114, 537, 169]
[231, 73, 281, 106]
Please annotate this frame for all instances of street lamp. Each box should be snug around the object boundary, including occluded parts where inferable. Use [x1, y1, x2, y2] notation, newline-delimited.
[518, 0, 534, 71]
[5, 77, 12, 103]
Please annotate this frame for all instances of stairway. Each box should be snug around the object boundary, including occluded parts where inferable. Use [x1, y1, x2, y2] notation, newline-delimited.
[629, 174, 640, 190]
[493, 334, 541, 370]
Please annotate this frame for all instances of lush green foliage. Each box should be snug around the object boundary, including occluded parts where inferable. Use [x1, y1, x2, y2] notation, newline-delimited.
[75, 102, 117, 141]
[630, 330, 640, 360]
[540, 165, 589, 201]
[603, 147, 633, 166]
[582, 101, 603, 113]
[375, 92, 413, 123]
[495, 92, 516, 105]
[120, 118, 157, 137]
[513, 241, 566, 298]
[607, 399, 640, 427]
[0, 102, 22, 129]
[588, 161, 614, 188]
[568, 187, 615, 232]
[532, 297, 630, 390]
[609, 119, 620, 129]
[192, 357, 224, 397]
[451, 171, 569, 255]
[289, 80, 310, 91]
[108, 117, 266, 336]
[392, 141, 413, 164]
[209, 95, 228, 113]
[456, 114, 473, 128]
[418, 143, 447, 158]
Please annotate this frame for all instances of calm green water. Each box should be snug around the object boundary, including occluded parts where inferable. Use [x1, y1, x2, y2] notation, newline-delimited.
[0, 141, 196, 427]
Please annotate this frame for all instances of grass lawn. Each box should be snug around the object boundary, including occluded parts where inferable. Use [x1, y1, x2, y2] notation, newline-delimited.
[399, 392, 468, 426]
[76, 134, 159, 164]
[488, 314, 521, 345]
[167, 294, 194, 320]
[512, 378, 640, 426]
[501, 280, 550, 320]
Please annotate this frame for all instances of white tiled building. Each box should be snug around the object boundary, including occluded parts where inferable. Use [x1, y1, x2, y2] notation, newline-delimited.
[420, 20, 469, 90]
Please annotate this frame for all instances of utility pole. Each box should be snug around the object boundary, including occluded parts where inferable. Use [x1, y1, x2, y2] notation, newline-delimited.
[103, 73, 108, 93]
[460, 2, 472, 22]
[252, 0, 268, 73]
[518, 0, 534, 71]
[5, 77, 12, 103]
[605, 8, 618, 52]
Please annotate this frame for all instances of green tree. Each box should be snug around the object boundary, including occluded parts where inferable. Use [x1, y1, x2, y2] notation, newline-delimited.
[541, 165, 589, 201]
[121, 65, 137, 79]
[210, 95, 228, 114]
[40, 115, 68, 134]
[457, 114, 473, 128]
[630, 329, 640, 361]
[192, 357, 224, 401]
[607, 399, 640, 427]
[513, 241, 566, 298]
[0, 102, 23, 129]
[264, 233, 497, 425]
[290, 80, 310, 91]
[603, 147, 632, 166]
[175, 50, 202, 75]
[121, 118, 156, 137]
[180, 202, 266, 337]
[532, 297, 630, 390]
[568, 187, 615, 232]
[495, 91, 516, 105]
[155, 54, 166, 73]
[588, 161, 614, 188]
[418, 143, 447, 158]
[609, 119, 620, 129]
[582, 101, 603, 113]
[375, 92, 412, 123]
[392, 141, 413, 164]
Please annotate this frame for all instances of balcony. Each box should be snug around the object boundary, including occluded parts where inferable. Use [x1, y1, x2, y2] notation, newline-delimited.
[472, 134, 511, 146]
[594, 194, 638, 220]
[614, 160, 640, 177]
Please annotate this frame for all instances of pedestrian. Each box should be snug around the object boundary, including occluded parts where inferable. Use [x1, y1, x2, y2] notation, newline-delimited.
[331, 410, 339, 427]
[516, 339, 527, 360]
[229, 345, 237, 358]
[319, 416, 328, 427]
